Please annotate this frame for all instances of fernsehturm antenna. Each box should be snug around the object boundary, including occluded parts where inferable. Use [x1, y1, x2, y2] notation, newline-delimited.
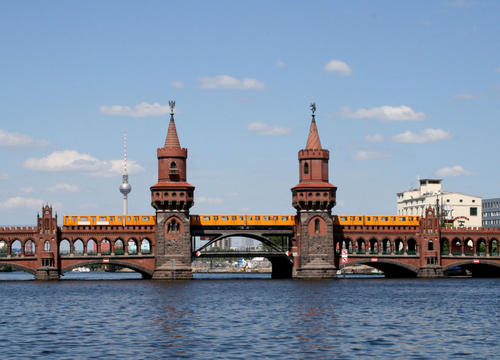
[119, 131, 132, 224]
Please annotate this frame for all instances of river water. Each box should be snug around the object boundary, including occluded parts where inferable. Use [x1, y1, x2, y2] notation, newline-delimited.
[0, 272, 499, 359]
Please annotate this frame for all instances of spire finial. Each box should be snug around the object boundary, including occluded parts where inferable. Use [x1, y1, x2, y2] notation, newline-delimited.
[169, 100, 176, 116]
[310, 102, 316, 117]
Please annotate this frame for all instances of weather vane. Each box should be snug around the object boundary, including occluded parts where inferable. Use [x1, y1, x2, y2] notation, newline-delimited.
[169, 100, 176, 114]
[310, 102, 316, 115]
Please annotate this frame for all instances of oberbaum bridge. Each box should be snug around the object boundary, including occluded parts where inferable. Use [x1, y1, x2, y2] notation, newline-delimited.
[2, 102, 500, 280]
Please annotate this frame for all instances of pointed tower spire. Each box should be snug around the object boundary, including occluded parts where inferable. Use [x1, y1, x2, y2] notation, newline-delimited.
[305, 102, 322, 149]
[164, 101, 181, 148]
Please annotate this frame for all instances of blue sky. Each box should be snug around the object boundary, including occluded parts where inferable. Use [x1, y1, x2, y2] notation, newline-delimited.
[0, 1, 499, 224]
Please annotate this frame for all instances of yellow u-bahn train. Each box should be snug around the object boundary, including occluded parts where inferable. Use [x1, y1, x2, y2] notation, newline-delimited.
[63, 214, 420, 227]
[63, 215, 156, 226]
[190, 215, 420, 227]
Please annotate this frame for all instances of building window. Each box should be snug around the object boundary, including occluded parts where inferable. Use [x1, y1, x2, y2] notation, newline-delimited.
[314, 219, 320, 234]
[472, 200, 475, 203]
[470, 207, 478, 216]
[460, 199, 463, 203]
[304, 163, 309, 175]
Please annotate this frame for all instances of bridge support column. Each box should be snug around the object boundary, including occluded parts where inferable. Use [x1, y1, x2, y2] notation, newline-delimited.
[293, 213, 337, 280]
[152, 212, 193, 280]
[35, 267, 59, 281]
[417, 266, 444, 278]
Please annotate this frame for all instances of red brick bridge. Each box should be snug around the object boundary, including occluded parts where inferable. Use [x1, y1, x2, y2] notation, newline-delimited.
[1, 105, 499, 279]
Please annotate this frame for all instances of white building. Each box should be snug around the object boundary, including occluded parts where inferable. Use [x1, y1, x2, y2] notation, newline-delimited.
[397, 179, 482, 228]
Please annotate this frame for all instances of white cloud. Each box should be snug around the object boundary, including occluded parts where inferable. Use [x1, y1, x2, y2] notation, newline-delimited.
[435, 165, 472, 177]
[197, 196, 224, 205]
[171, 81, 184, 89]
[453, 93, 483, 100]
[100, 102, 171, 117]
[324, 59, 351, 76]
[276, 60, 285, 68]
[23, 150, 144, 177]
[20, 187, 35, 194]
[341, 105, 426, 122]
[198, 75, 264, 90]
[392, 128, 451, 144]
[352, 150, 390, 161]
[0, 196, 45, 210]
[365, 134, 384, 143]
[0, 173, 7, 180]
[48, 183, 79, 193]
[247, 122, 291, 136]
[0, 129, 49, 147]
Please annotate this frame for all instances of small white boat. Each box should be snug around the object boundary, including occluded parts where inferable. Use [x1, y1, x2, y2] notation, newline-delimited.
[72, 266, 90, 272]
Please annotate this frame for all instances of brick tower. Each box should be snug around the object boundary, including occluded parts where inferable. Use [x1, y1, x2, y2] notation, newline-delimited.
[151, 101, 195, 279]
[291, 104, 337, 279]
[35, 205, 60, 280]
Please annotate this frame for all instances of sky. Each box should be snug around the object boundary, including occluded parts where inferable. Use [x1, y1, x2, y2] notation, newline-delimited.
[0, 1, 499, 225]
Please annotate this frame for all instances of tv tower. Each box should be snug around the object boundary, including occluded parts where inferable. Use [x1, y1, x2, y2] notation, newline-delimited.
[119, 131, 132, 224]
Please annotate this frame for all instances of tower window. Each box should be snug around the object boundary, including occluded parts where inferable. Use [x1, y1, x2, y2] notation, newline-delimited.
[314, 219, 320, 234]
[304, 163, 309, 174]
[170, 162, 177, 168]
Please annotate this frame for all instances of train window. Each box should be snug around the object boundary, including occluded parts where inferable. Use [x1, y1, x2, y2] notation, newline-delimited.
[99, 216, 107, 221]
[367, 217, 371, 221]
[80, 217, 88, 221]
[142, 217, 150, 221]
[203, 216, 210, 221]
[350, 216, 354, 221]
[399, 217, 405, 221]
[249, 216, 253, 220]
[255, 216, 260, 220]
[263, 216, 270, 221]
[118, 217, 121, 220]
[134, 217, 139, 221]
[381, 217, 388, 221]
[391, 217, 395, 221]
[214, 216, 218, 220]
[127, 217, 131, 221]
[91, 217, 96, 221]
[358, 217, 362, 221]
[281, 216, 288, 221]
[273, 216, 278, 221]
[239, 216, 244, 220]
[232, 216, 237, 220]
[110, 217, 115, 221]
[221, 216, 228, 221]
[72, 216, 77, 221]
[340, 217, 347, 221]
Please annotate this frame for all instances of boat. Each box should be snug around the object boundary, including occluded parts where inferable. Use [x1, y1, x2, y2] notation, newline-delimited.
[72, 267, 90, 272]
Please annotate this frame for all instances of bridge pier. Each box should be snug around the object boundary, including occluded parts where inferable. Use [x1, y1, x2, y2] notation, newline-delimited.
[35, 267, 60, 281]
[417, 265, 444, 278]
[294, 259, 337, 279]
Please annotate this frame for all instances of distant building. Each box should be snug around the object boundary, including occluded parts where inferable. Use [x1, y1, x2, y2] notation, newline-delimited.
[397, 179, 482, 228]
[482, 198, 500, 228]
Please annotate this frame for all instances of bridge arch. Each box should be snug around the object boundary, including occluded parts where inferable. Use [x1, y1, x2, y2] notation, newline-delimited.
[61, 259, 153, 278]
[442, 260, 500, 277]
[195, 232, 285, 253]
[344, 258, 419, 278]
[0, 262, 36, 275]
[194, 232, 292, 278]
